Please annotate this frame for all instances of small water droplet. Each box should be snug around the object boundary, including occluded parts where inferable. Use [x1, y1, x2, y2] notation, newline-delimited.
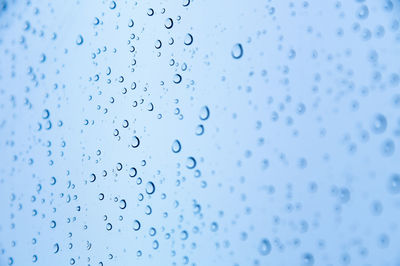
[231, 43, 243, 59]
[133, 220, 141, 231]
[199, 106, 210, 120]
[172, 140, 182, 153]
[146, 182, 155, 195]
[258, 238, 271, 255]
[184, 33, 193, 45]
[76, 35, 84, 45]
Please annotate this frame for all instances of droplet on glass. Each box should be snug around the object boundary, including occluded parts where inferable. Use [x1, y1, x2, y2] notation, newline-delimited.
[258, 238, 271, 256]
[133, 220, 141, 231]
[146, 181, 155, 195]
[199, 106, 210, 120]
[231, 43, 243, 59]
[184, 33, 193, 45]
[171, 140, 182, 153]
[76, 35, 84, 45]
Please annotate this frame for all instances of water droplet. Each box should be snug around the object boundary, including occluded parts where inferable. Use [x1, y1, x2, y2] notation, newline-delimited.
[119, 199, 127, 209]
[50, 220, 56, 228]
[53, 243, 59, 254]
[155, 40, 162, 49]
[388, 174, 400, 194]
[381, 139, 395, 156]
[133, 220, 141, 231]
[199, 106, 210, 120]
[258, 238, 271, 255]
[184, 33, 193, 45]
[231, 43, 243, 59]
[210, 222, 218, 232]
[165, 18, 173, 29]
[106, 223, 112, 231]
[76, 35, 83, 45]
[180, 230, 188, 240]
[109, 1, 116, 9]
[371, 114, 387, 134]
[149, 227, 157, 236]
[129, 167, 137, 178]
[131, 136, 140, 148]
[89, 174, 96, 183]
[302, 253, 315, 266]
[145, 205, 152, 215]
[171, 140, 182, 153]
[152, 240, 159, 249]
[147, 8, 154, 16]
[357, 5, 369, 19]
[173, 74, 182, 84]
[339, 187, 351, 203]
[186, 157, 196, 169]
[195, 124, 204, 135]
[146, 181, 155, 194]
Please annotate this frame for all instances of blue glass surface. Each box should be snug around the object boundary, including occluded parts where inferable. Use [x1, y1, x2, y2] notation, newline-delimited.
[0, 0, 400, 265]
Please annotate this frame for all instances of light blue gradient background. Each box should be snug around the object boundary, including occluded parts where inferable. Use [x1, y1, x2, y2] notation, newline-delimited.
[1, 0, 400, 265]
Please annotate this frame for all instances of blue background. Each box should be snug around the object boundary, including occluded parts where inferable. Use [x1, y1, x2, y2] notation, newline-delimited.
[0, 0, 400, 265]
